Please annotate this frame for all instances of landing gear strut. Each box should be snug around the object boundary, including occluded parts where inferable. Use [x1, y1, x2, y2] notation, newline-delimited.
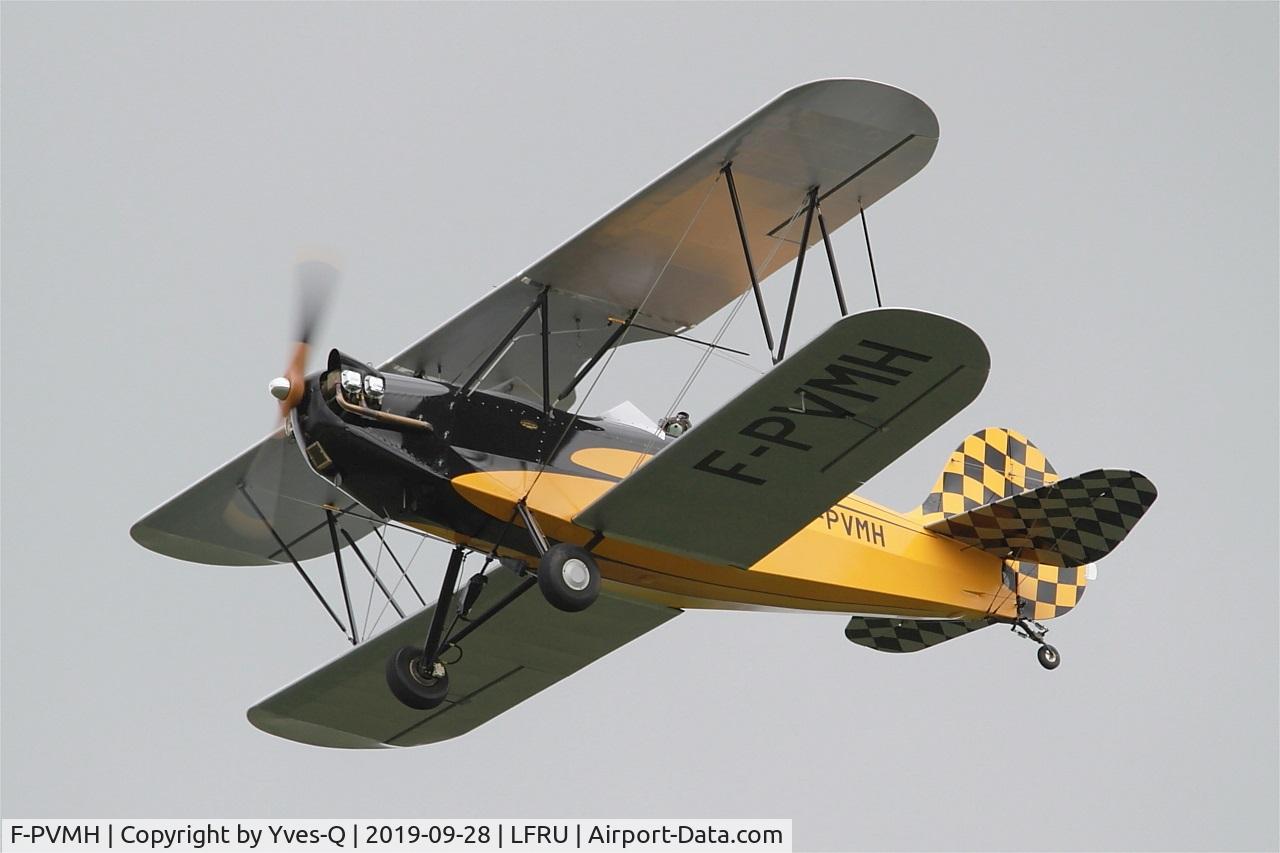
[385, 504, 603, 710]
[516, 500, 600, 613]
[1013, 618, 1061, 671]
[385, 545, 466, 710]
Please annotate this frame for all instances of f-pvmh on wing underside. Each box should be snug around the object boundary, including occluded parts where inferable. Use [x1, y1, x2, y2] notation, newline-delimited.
[575, 309, 990, 569]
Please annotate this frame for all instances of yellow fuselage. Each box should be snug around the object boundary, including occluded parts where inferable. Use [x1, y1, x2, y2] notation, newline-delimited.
[430, 447, 1017, 622]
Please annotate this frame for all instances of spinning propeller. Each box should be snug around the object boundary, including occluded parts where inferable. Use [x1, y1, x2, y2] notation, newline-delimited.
[269, 258, 340, 418]
[223, 257, 341, 540]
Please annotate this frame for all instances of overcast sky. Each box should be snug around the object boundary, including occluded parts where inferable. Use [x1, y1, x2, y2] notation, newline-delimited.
[3, 3, 1277, 851]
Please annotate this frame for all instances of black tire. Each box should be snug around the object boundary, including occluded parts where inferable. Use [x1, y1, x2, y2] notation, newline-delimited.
[1037, 644, 1061, 671]
[385, 645, 450, 710]
[537, 543, 600, 612]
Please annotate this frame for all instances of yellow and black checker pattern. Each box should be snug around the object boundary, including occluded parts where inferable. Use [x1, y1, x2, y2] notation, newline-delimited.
[1004, 560, 1088, 621]
[915, 427, 1058, 524]
[844, 616, 994, 653]
[914, 428, 1080, 621]
[928, 469, 1158, 567]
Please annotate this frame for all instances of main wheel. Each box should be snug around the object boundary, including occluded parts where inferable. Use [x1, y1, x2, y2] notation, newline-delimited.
[386, 645, 450, 709]
[537, 543, 600, 612]
[1037, 644, 1061, 670]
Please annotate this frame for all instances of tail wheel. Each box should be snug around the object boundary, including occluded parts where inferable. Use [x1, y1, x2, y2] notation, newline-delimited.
[386, 645, 450, 709]
[537, 543, 600, 612]
[1037, 644, 1061, 670]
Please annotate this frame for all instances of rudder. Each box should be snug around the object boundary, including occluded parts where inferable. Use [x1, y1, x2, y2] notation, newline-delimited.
[912, 428, 1088, 621]
[914, 427, 1058, 523]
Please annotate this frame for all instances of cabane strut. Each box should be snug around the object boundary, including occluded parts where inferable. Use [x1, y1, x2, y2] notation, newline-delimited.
[461, 284, 555, 419]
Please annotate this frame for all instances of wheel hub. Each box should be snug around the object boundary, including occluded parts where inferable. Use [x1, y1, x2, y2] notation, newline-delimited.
[410, 657, 446, 685]
[561, 558, 591, 591]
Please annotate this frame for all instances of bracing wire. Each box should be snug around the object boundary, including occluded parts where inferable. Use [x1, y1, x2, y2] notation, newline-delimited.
[271, 180, 856, 640]
[625, 192, 813, 477]
[359, 523, 389, 642]
[367, 533, 428, 638]
[271, 492, 456, 545]
[664, 194, 808, 415]
[519, 171, 726, 501]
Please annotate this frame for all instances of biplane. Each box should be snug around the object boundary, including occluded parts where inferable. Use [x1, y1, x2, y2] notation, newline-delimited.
[131, 79, 1158, 748]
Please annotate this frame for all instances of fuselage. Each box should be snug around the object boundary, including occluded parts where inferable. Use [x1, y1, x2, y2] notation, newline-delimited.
[296, 352, 1016, 622]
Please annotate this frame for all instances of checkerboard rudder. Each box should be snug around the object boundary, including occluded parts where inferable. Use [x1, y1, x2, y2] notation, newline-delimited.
[911, 427, 1059, 525]
[911, 427, 1083, 622]
[912, 429, 1157, 622]
[1003, 559, 1089, 622]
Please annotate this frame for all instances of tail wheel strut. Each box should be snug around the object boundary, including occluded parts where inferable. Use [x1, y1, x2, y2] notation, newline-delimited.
[1013, 618, 1062, 671]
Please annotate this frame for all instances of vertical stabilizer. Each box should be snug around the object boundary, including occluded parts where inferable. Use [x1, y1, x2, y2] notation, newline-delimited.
[913, 427, 1058, 523]
[913, 428, 1095, 621]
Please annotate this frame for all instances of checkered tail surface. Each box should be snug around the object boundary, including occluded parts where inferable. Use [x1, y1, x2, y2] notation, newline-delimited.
[844, 616, 995, 653]
[926, 468, 1158, 567]
[909, 428, 1156, 622]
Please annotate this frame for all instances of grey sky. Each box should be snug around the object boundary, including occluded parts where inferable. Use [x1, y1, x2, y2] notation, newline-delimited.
[3, 2, 1277, 850]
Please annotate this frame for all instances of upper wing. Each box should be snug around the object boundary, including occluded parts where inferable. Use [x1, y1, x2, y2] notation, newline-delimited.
[132, 79, 937, 566]
[248, 569, 679, 748]
[574, 309, 989, 569]
[383, 79, 939, 401]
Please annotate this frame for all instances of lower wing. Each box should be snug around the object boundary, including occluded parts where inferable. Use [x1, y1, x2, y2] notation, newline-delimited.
[248, 568, 678, 748]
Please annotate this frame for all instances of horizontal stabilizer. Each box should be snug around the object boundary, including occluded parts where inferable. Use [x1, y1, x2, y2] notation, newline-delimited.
[845, 616, 993, 653]
[925, 469, 1157, 567]
[248, 569, 678, 748]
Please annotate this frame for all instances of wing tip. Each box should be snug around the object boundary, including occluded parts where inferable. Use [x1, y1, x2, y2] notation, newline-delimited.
[129, 521, 274, 567]
[246, 704, 397, 750]
[775, 77, 940, 139]
[831, 307, 990, 373]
